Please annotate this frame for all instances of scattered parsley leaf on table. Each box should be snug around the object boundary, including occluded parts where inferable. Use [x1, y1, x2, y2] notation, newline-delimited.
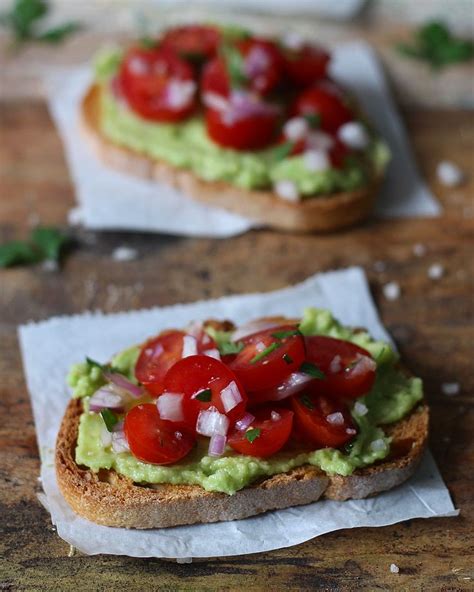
[0, 241, 41, 267]
[0, 227, 72, 269]
[397, 21, 474, 69]
[0, 0, 80, 45]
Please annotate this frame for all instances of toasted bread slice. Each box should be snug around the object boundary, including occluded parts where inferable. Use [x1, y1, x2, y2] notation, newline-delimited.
[79, 85, 384, 233]
[55, 318, 428, 529]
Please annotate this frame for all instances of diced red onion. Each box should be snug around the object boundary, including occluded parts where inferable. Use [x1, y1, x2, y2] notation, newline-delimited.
[112, 430, 130, 453]
[348, 354, 377, 377]
[202, 91, 230, 112]
[157, 392, 184, 422]
[329, 355, 342, 374]
[196, 407, 229, 437]
[326, 412, 344, 426]
[166, 79, 196, 110]
[244, 45, 271, 78]
[263, 372, 315, 402]
[222, 90, 280, 124]
[232, 319, 283, 342]
[185, 321, 203, 339]
[112, 419, 124, 432]
[103, 372, 143, 399]
[89, 385, 126, 413]
[181, 335, 198, 358]
[208, 433, 227, 457]
[220, 381, 243, 413]
[235, 412, 255, 432]
[202, 348, 221, 361]
[271, 411, 281, 422]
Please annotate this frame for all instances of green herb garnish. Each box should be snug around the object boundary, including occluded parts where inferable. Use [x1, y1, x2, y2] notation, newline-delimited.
[250, 342, 281, 364]
[221, 43, 248, 88]
[245, 427, 261, 443]
[271, 329, 300, 340]
[271, 141, 294, 161]
[0, 241, 42, 267]
[100, 409, 118, 432]
[0, 226, 71, 268]
[396, 20, 474, 69]
[304, 113, 321, 128]
[195, 388, 212, 402]
[220, 340, 245, 356]
[85, 357, 120, 375]
[283, 353, 293, 365]
[0, 0, 80, 46]
[300, 393, 314, 410]
[299, 361, 326, 379]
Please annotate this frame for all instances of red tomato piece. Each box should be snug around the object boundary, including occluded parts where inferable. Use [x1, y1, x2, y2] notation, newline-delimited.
[230, 325, 305, 392]
[237, 38, 284, 95]
[135, 331, 185, 396]
[124, 403, 195, 464]
[119, 46, 196, 122]
[205, 102, 279, 150]
[161, 24, 221, 62]
[228, 407, 293, 457]
[291, 391, 356, 448]
[135, 330, 217, 396]
[283, 44, 330, 87]
[305, 336, 377, 400]
[292, 83, 353, 133]
[201, 57, 230, 98]
[163, 355, 247, 429]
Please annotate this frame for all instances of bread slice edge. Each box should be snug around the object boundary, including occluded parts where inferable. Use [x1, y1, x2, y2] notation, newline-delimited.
[55, 399, 428, 529]
[78, 84, 384, 233]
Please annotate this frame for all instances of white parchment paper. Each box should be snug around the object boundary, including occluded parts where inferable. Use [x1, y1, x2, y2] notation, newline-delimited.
[19, 268, 456, 558]
[45, 42, 440, 237]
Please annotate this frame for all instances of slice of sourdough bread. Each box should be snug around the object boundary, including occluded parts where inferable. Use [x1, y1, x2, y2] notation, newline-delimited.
[55, 316, 428, 529]
[79, 85, 384, 233]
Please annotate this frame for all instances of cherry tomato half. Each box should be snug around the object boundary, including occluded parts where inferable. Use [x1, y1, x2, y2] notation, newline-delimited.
[292, 83, 353, 133]
[124, 403, 195, 464]
[237, 37, 284, 95]
[291, 390, 356, 448]
[205, 101, 280, 150]
[230, 325, 305, 392]
[163, 355, 247, 429]
[283, 44, 330, 87]
[305, 336, 377, 400]
[135, 331, 217, 396]
[201, 57, 230, 98]
[119, 46, 196, 122]
[228, 407, 293, 457]
[161, 24, 221, 62]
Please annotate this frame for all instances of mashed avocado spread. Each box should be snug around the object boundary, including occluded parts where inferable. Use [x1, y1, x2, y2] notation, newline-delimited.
[94, 49, 390, 197]
[69, 308, 423, 495]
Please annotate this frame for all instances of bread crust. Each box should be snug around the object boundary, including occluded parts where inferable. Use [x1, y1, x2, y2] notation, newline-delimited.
[79, 85, 384, 233]
[55, 316, 428, 529]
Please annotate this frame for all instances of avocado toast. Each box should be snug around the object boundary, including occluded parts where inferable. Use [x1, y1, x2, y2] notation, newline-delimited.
[79, 24, 389, 233]
[56, 309, 427, 528]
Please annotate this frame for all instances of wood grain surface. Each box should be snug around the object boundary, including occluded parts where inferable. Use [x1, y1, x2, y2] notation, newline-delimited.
[1, 102, 473, 591]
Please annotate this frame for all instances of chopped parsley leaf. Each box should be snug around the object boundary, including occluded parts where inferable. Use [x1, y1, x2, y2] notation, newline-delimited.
[195, 388, 212, 402]
[100, 409, 118, 432]
[245, 428, 261, 443]
[250, 342, 281, 364]
[300, 393, 314, 410]
[299, 361, 326, 379]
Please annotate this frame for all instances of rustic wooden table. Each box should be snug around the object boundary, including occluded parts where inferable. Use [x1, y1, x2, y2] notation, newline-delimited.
[1, 24, 473, 592]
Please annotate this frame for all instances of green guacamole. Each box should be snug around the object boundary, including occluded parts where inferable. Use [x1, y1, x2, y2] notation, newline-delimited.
[94, 48, 390, 197]
[69, 308, 423, 495]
